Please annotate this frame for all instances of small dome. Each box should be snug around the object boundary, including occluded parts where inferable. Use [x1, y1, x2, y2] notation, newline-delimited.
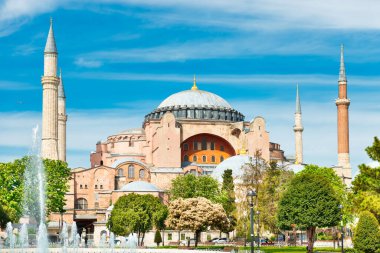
[285, 163, 305, 173]
[212, 155, 257, 182]
[120, 181, 162, 192]
[158, 89, 232, 109]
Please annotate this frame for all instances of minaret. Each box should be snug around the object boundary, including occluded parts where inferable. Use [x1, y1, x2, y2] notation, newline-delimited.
[41, 18, 59, 160]
[335, 44, 352, 184]
[58, 69, 67, 162]
[293, 84, 304, 164]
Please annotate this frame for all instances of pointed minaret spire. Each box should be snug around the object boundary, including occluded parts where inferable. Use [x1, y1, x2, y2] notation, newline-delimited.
[295, 84, 301, 114]
[336, 44, 351, 185]
[191, 74, 198, 90]
[41, 18, 59, 160]
[58, 68, 65, 98]
[339, 44, 346, 82]
[44, 17, 57, 53]
[294, 84, 304, 164]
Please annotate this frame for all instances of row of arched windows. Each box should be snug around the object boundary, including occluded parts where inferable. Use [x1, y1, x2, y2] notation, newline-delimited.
[117, 165, 145, 179]
[184, 155, 224, 163]
[183, 141, 224, 151]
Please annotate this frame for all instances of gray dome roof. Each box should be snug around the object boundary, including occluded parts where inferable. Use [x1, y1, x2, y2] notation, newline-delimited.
[212, 155, 257, 182]
[158, 89, 232, 109]
[120, 181, 162, 192]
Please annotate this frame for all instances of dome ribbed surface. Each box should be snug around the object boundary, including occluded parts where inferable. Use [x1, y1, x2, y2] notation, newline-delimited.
[158, 89, 232, 109]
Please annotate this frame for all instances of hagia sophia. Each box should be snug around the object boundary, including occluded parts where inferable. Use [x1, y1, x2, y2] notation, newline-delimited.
[40, 20, 352, 245]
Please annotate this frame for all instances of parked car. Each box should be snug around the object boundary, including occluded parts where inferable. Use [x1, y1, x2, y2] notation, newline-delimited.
[208, 237, 219, 242]
[212, 238, 228, 244]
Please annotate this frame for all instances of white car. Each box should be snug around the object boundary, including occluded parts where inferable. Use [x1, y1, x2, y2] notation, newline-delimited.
[212, 238, 228, 244]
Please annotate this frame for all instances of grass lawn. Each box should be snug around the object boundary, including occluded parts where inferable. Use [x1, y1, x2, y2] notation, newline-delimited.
[238, 246, 341, 252]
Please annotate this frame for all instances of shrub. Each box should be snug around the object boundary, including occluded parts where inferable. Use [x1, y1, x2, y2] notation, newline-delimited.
[353, 211, 380, 253]
[154, 230, 162, 246]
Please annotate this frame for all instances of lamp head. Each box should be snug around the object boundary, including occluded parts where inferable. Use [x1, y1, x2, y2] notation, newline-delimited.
[247, 189, 257, 197]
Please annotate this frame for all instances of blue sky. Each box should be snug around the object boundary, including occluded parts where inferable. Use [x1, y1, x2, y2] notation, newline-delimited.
[0, 0, 379, 175]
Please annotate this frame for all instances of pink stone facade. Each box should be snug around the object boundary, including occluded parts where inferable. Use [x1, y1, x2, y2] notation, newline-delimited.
[49, 87, 286, 245]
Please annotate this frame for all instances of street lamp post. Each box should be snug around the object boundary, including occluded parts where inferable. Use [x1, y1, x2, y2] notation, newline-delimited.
[339, 204, 344, 253]
[247, 190, 257, 253]
[256, 210, 260, 252]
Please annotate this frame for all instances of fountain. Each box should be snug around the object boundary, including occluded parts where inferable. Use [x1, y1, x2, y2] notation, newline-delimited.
[109, 232, 115, 253]
[6, 222, 15, 249]
[70, 222, 79, 249]
[1, 126, 216, 253]
[19, 223, 29, 249]
[100, 233, 106, 248]
[60, 222, 68, 253]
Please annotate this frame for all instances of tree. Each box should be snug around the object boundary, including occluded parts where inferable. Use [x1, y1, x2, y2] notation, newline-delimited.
[221, 169, 237, 234]
[353, 211, 380, 253]
[107, 193, 167, 246]
[154, 230, 162, 246]
[170, 174, 223, 203]
[352, 137, 380, 221]
[0, 156, 70, 223]
[298, 165, 353, 223]
[277, 171, 341, 253]
[166, 197, 229, 247]
[0, 204, 10, 229]
[258, 161, 294, 233]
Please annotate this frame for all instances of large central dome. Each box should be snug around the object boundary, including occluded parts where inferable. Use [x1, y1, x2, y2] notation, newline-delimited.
[158, 89, 232, 109]
[144, 81, 245, 123]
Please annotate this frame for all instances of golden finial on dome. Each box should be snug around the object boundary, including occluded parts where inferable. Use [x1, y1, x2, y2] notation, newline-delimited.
[191, 74, 198, 90]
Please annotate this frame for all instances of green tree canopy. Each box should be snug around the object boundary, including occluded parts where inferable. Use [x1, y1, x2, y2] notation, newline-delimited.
[277, 170, 341, 253]
[0, 156, 70, 224]
[221, 169, 237, 233]
[353, 211, 380, 253]
[170, 174, 224, 203]
[166, 197, 229, 247]
[352, 137, 380, 221]
[107, 193, 167, 246]
[258, 162, 294, 233]
[298, 164, 352, 224]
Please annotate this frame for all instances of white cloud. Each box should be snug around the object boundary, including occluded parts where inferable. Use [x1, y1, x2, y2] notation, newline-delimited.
[74, 57, 103, 68]
[2, 0, 380, 37]
[69, 71, 380, 88]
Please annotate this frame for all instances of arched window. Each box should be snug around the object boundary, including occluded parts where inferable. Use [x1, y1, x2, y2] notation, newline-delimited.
[117, 169, 124, 177]
[210, 142, 215, 150]
[193, 141, 198, 150]
[201, 137, 207, 150]
[128, 165, 135, 178]
[184, 155, 189, 162]
[100, 160, 103, 166]
[193, 155, 197, 162]
[211, 156, 216, 163]
[202, 155, 207, 163]
[75, 198, 88, 210]
[220, 145, 225, 151]
[220, 156, 224, 162]
[183, 143, 189, 151]
[139, 169, 145, 179]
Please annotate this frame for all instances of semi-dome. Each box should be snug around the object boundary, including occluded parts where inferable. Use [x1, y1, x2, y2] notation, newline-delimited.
[158, 89, 232, 109]
[145, 82, 245, 123]
[120, 181, 162, 192]
[212, 155, 266, 183]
